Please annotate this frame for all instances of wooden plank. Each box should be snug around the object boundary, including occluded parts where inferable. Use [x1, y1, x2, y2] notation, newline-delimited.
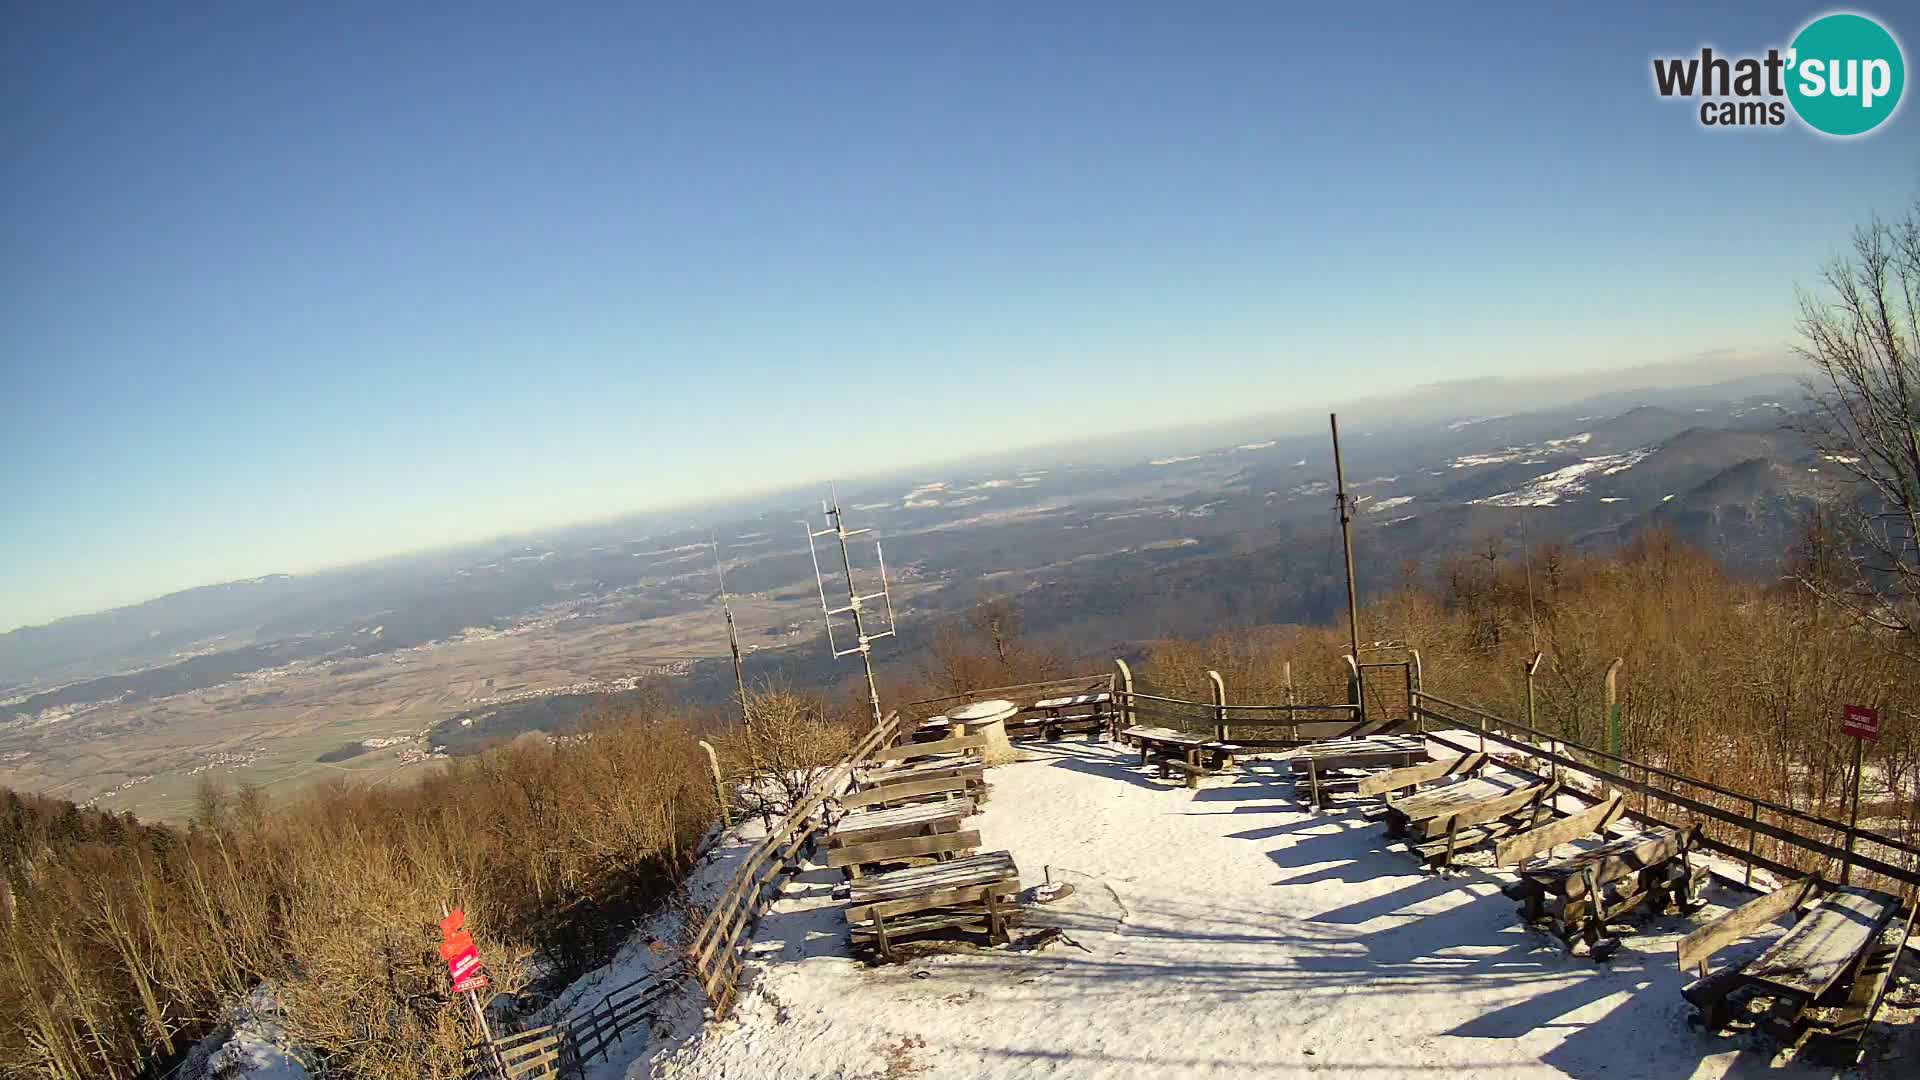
[1743, 886, 1901, 1000]
[1289, 748, 1423, 774]
[838, 775, 971, 810]
[1677, 874, 1822, 973]
[1495, 793, 1624, 867]
[848, 879, 1021, 923]
[860, 761, 984, 788]
[848, 851, 1018, 903]
[1387, 777, 1515, 824]
[1032, 693, 1112, 709]
[825, 829, 982, 868]
[870, 732, 988, 763]
[1409, 781, 1552, 839]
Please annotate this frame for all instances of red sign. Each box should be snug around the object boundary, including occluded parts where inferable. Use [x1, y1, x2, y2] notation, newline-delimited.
[1842, 704, 1881, 742]
[438, 908, 487, 993]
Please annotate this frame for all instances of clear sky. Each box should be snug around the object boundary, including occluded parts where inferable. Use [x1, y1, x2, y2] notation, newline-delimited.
[2, 2, 1916, 631]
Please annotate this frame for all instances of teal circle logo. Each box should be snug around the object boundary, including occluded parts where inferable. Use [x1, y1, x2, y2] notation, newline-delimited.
[1787, 13, 1905, 136]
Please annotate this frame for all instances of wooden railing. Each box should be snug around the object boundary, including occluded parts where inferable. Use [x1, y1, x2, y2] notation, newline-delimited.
[903, 673, 1116, 721]
[1411, 691, 1920, 895]
[684, 710, 903, 1018]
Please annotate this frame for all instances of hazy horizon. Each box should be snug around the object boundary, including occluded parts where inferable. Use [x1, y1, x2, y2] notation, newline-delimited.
[5, 3, 1914, 631]
[1, 353, 1799, 632]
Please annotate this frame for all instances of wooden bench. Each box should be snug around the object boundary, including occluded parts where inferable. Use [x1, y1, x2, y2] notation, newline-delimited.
[828, 798, 975, 850]
[1119, 726, 1240, 788]
[826, 828, 981, 880]
[1012, 693, 1113, 741]
[1356, 752, 1487, 799]
[1289, 736, 1433, 807]
[1386, 777, 1560, 870]
[1678, 877, 1904, 1050]
[845, 850, 1022, 961]
[1501, 816, 1703, 957]
[868, 732, 987, 766]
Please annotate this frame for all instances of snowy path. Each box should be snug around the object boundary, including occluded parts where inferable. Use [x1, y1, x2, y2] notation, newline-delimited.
[636, 742, 1885, 1079]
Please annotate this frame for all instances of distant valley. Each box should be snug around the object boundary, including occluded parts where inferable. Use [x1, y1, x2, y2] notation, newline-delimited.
[0, 370, 1841, 819]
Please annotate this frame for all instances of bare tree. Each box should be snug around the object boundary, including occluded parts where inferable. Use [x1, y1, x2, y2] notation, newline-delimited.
[1796, 200, 1920, 664]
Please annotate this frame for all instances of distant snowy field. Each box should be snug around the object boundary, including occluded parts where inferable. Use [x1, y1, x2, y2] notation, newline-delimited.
[617, 742, 1911, 1080]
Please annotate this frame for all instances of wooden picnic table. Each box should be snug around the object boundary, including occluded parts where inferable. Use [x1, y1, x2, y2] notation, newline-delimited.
[1289, 735, 1430, 808]
[1681, 880, 1905, 1049]
[1506, 824, 1703, 957]
[1742, 886, 1901, 1002]
[828, 798, 974, 848]
[1019, 692, 1113, 741]
[1384, 776, 1516, 833]
[845, 850, 1022, 960]
[1119, 725, 1240, 788]
[1387, 776, 1558, 870]
[1288, 735, 1426, 772]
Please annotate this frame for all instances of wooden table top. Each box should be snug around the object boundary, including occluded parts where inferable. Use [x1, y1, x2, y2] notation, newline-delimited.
[1292, 735, 1426, 759]
[1743, 885, 1900, 1000]
[1387, 777, 1523, 820]
[830, 798, 974, 840]
[1122, 725, 1211, 746]
[849, 850, 1018, 907]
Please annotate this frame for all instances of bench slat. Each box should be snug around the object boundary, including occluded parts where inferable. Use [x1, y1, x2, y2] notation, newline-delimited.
[1496, 793, 1625, 867]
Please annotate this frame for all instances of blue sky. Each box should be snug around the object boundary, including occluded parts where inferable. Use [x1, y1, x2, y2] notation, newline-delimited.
[2, 2, 1916, 630]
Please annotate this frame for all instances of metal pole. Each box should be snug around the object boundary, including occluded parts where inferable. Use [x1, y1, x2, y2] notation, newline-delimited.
[1330, 413, 1363, 669]
[712, 538, 752, 738]
[1844, 736, 1863, 886]
[1744, 797, 1759, 889]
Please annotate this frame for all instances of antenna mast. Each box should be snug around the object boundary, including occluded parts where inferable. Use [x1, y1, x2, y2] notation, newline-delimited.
[804, 486, 897, 728]
[712, 535, 752, 737]
[1330, 413, 1362, 664]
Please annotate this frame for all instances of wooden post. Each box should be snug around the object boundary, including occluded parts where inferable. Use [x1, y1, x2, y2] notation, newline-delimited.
[1344, 653, 1363, 728]
[1604, 657, 1624, 758]
[1744, 797, 1759, 888]
[698, 740, 732, 829]
[1525, 652, 1549, 782]
[1844, 736, 1864, 886]
[1284, 660, 1295, 706]
[1408, 650, 1423, 736]
[1207, 669, 1227, 742]
[1114, 658, 1134, 733]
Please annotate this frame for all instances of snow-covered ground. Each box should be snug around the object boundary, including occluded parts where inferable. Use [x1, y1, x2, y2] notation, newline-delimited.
[618, 742, 1915, 1080]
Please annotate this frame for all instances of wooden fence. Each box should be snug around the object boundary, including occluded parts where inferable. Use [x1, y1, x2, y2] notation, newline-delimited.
[685, 710, 903, 1018]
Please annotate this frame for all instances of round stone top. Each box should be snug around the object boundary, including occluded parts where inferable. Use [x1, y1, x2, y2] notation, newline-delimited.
[946, 698, 1017, 723]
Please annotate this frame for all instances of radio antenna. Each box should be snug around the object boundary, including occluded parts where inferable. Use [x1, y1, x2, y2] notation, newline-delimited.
[803, 484, 897, 728]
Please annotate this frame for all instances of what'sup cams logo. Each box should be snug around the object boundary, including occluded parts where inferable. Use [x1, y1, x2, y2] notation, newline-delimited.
[1652, 11, 1904, 136]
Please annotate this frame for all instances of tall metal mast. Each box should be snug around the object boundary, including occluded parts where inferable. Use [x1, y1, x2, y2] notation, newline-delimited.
[1330, 413, 1362, 664]
[804, 486, 897, 729]
[711, 535, 752, 737]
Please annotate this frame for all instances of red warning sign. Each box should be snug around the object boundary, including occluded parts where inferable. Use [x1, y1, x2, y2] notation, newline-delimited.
[1842, 704, 1881, 742]
[438, 909, 488, 994]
